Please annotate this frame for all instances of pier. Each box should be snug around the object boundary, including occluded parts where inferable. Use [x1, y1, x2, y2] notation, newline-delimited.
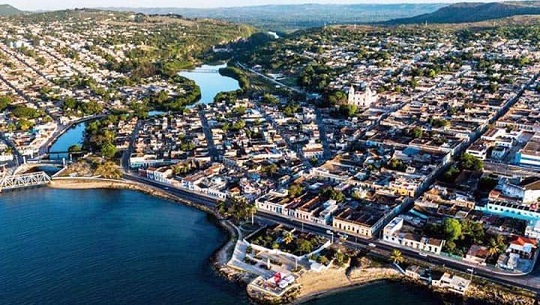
[0, 171, 52, 192]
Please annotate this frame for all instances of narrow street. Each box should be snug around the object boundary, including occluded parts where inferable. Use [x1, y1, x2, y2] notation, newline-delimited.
[198, 109, 220, 161]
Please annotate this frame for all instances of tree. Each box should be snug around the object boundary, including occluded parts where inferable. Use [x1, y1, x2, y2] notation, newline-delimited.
[288, 183, 304, 198]
[296, 238, 313, 254]
[328, 90, 347, 105]
[261, 164, 278, 177]
[218, 196, 256, 223]
[321, 187, 346, 203]
[390, 249, 404, 264]
[283, 231, 294, 245]
[95, 161, 122, 179]
[338, 104, 358, 117]
[430, 118, 450, 128]
[487, 239, 500, 258]
[100, 142, 117, 159]
[11, 106, 40, 119]
[442, 165, 460, 182]
[0, 95, 13, 112]
[411, 127, 423, 139]
[460, 153, 483, 171]
[445, 240, 457, 253]
[173, 162, 193, 175]
[388, 159, 406, 172]
[443, 218, 462, 242]
[334, 251, 347, 267]
[68, 144, 82, 153]
[261, 93, 279, 105]
[232, 119, 246, 131]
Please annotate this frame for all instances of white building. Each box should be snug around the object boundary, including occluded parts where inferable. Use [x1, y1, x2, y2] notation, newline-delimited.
[348, 85, 377, 108]
[525, 220, 540, 240]
[500, 178, 540, 204]
[382, 217, 445, 255]
[432, 273, 471, 295]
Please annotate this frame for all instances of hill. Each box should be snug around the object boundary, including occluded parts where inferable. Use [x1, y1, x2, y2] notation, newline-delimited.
[103, 4, 444, 32]
[386, 1, 540, 24]
[0, 4, 22, 16]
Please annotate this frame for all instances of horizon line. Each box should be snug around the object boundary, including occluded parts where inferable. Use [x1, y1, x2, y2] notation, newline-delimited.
[4, 0, 513, 12]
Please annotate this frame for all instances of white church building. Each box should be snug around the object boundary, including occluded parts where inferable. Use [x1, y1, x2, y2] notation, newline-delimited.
[347, 84, 378, 107]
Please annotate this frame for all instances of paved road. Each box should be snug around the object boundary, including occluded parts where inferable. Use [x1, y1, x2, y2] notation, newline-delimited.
[121, 120, 143, 170]
[0, 132, 24, 167]
[0, 45, 57, 120]
[484, 161, 540, 178]
[39, 115, 105, 157]
[123, 174, 218, 207]
[314, 108, 332, 160]
[198, 110, 220, 161]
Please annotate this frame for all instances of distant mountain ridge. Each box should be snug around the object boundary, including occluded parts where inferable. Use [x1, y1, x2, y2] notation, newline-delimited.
[0, 4, 22, 16]
[386, 1, 540, 24]
[102, 4, 444, 31]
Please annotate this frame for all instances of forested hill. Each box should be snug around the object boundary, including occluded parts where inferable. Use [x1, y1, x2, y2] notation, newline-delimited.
[0, 4, 22, 16]
[386, 1, 540, 25]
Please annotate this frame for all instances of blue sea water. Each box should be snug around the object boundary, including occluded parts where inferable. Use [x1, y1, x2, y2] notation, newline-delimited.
[0, 188, 449, 305]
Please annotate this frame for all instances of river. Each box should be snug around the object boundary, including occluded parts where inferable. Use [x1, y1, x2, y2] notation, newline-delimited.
[49, 122, 86, 160]
[0, 188, 451, 304]
[179, 63, 240, 105]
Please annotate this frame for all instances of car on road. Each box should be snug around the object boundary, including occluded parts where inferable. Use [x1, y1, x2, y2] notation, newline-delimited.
[418, 252, 428, 257]
[368, 243, 377, 248]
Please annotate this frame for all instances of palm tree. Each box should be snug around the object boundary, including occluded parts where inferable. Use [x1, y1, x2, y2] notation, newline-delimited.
[390, 249, 404, 265]
[488, 237, 502, 258]
[487, 245, 499, 258]
[283, 231, 294, 245]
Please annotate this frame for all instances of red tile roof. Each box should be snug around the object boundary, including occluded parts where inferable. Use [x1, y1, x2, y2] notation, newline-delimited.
[510, 236, 537, 247]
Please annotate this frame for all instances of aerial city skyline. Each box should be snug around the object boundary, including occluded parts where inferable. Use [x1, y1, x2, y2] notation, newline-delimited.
[0, 1, 539, 305]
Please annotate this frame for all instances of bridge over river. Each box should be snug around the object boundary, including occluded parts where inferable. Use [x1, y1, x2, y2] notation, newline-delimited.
[179, 68, 219, 73]
[0, 171, 51, 192]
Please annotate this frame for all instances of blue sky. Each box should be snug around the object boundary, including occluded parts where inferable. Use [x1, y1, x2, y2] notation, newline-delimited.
[8, 0, 503, 11]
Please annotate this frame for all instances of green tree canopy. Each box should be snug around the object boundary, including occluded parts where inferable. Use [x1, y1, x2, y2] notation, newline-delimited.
[443, 218, 462, 241]
[460, 153, 484, 171]
[288, 183, 304, 198]
[100, 142, 117, 159]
